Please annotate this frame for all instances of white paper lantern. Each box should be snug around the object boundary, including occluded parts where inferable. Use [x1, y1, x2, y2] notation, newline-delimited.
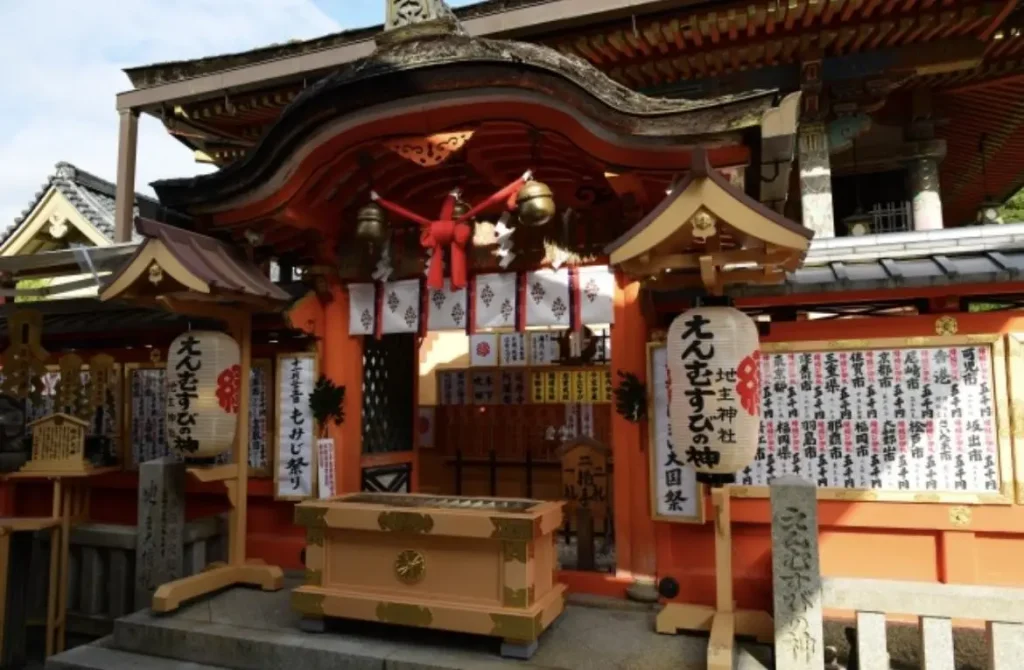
[666, 306, 760, 478]
[166, 331, 240, 459]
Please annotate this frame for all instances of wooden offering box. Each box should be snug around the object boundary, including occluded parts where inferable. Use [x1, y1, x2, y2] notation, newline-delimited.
[293, 493, 566, 652]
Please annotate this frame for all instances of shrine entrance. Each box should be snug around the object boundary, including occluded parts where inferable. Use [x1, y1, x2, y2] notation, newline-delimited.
[144, 0, 802, 595]
[361, 333, 416, 493]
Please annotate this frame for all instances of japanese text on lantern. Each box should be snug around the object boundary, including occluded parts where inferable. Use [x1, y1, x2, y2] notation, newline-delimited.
[275, 355, 315, 498]
[678, 314, 722, 470]
[170, 335, 201, 455]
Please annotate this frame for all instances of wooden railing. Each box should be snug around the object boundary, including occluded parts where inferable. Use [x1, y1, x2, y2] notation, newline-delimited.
[25, 515, 226, 637]
[822, 577, 1024, 669]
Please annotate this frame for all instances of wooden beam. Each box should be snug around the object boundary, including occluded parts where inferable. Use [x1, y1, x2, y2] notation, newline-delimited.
[621, 247, 794, 275]
[979, 0, 1018, 40]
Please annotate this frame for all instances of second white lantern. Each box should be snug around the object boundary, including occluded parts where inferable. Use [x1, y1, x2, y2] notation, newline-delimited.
[166, 331, 240, 459]
[666, 306, 761, 477]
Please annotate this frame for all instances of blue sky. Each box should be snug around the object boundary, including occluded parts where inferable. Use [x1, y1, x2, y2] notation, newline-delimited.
[0, 0, 478, 230]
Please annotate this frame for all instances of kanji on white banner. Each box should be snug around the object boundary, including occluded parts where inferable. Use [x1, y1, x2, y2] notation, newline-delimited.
[426, 279, 468, 331]
[348, 284, 376, 336]
[500, 333, 527, 367]
[475, 273, 517, 330]
[380, 279, 421, 334]
[578, 266, 616, 325]
[525, 269, 571, 327]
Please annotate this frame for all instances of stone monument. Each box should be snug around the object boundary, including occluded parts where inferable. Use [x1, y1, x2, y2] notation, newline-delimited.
[770, 475, 825, 669]
[134, 456, 185, 610]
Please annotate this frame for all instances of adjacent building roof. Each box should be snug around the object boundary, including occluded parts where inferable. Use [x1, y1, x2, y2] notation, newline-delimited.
[100, 218, 292, 306]
[726, 223, 1024, 297]
[2, 162, 183, 248]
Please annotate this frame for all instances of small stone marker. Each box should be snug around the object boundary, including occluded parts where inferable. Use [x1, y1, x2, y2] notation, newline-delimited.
[135, 456, 185, 610]
[770, 475, 825, 670]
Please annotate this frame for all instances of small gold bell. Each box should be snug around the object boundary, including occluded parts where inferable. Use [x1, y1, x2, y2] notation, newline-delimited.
[452, 200, 472, 220]
[355, 203, 389, 244]
[516, 181, 555, 227]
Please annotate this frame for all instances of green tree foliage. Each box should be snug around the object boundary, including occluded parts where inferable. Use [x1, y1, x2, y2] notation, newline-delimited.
[999, 189, 1024, 223]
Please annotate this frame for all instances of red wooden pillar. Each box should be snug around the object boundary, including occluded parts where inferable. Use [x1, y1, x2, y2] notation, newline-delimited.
[322, 285, 364, 494]
[611, 273, 657, 580]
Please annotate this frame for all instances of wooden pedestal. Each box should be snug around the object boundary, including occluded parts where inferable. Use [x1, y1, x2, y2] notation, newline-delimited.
[656, 488, 774, 669]
[293, 493, 566, 654]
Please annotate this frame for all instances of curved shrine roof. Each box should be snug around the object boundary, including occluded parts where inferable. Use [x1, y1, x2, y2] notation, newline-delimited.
[152, 33, 780, 212]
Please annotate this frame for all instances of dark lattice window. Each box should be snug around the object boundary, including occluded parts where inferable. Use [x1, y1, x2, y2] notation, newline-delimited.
[362, 334, 415, 454]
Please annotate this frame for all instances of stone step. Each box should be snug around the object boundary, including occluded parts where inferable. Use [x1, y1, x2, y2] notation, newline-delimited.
[46, 637, 230, 670]
[112, 608, 550, 670]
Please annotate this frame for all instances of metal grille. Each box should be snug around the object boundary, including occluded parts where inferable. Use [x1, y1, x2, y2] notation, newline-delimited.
[360, 464, 412, 493]
[362, 334, 415, 454]
[870, 201, 913, 234]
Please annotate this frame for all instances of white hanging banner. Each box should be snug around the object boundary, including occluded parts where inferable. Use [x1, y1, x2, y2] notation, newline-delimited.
[348, 284, 376, 336]
[474, 272, 517, 330]
[578, 266, 616, 325]
[470, 333, 498, 367]
[500, 333, 527, 367]
[580, 403, 595, 437]
[317, 439, 335, 500]
[380, 279, 421, 334]
[525, 269, 571, 328]
[275, 354, 316, 500]
[427, 279, 468, 332]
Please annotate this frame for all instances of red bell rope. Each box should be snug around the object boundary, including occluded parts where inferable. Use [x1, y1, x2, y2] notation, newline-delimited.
[370, 172, 531, 290]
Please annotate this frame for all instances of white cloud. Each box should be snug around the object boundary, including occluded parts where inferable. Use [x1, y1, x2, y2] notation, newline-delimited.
[0, 0, 342, 229]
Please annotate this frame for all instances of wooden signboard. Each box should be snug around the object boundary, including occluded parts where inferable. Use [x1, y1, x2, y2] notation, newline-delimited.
[20, 413, 90, 474]
[557, 437, 610, 532]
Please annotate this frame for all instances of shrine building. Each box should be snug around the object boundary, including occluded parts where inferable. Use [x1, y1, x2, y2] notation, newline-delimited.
[4, 0, 1024, 636]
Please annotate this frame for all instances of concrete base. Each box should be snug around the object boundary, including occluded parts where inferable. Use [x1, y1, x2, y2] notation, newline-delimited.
[499, 639, 538, 660]
[44, 577, 774, 670]
[297, 617, 325, 634]
[625, 580, 660, 604]
[45, 636, 230, 669]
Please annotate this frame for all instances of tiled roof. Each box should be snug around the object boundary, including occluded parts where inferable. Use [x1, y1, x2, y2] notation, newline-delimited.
[730, 223, 1024, 297]
[1, 162, 160, 247]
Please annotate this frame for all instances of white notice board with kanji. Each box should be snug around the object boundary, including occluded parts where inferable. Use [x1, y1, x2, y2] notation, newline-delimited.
[274, 353, 318, 500]
[648, 344, 704, 523]
[649, 336, 1014, 508]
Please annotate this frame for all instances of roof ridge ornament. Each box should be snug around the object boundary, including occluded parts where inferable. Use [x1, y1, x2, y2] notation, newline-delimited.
[377, 0, 465, 47]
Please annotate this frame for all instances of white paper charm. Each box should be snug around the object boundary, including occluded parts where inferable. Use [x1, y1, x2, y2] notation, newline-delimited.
[417, 407, 435, 448]
[317, 439, 335, 500]
[525, 269, 571, 327]
[529, 332, 561, 365]
[470, 333, 498, 366]
[380, 279, 421, 334]
[348, 283, 376, 336]
[500, 333, 527, 367]
[426, 279, 468, 331]
[475, 273, 517, 330]
[578, 266, 615, 325]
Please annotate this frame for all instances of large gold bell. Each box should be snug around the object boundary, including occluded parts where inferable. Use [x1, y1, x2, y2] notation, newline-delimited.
[355, 203, 389, 244]
[516, 181, 555, 227]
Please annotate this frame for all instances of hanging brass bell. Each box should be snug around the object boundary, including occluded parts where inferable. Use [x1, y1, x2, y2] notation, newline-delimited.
[452, 199, 472, 220]
[355, 203, 389, 244]
[515, 181, 555, 227]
